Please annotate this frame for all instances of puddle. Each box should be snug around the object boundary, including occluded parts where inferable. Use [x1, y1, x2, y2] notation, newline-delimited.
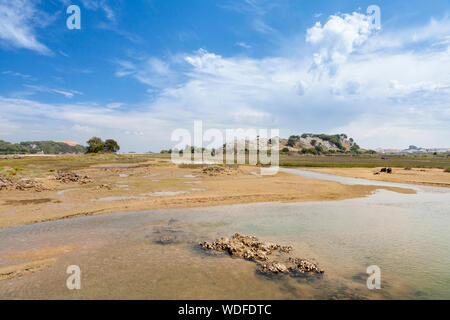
[92, 196, 147, 202]
[250, 172, 262, 178]
[57, 189, 81, 196]
[141, 191, 189, 197]
[119, 174, 129, 178]
[184, 175, 197, 178]
[184, 181, 201, 184]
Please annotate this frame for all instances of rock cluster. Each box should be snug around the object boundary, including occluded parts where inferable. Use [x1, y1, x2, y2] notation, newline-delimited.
[199, 233, 323, 276]
[0, 177, 13, 190]
[55, 171, 92, 184]
[153, 224, 196, 245]
[260, 258, 324, 275]
[0, 177, 43, 191]
[201, 166, 236, 176]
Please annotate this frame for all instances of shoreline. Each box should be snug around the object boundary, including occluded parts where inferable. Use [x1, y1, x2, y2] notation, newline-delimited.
[308, 167, 450, 188]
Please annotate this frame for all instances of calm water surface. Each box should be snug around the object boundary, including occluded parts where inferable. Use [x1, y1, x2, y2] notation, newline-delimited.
[0, 169, 449, 299]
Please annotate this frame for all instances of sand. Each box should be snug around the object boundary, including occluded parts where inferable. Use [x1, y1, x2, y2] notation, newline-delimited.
[0, 164, 416, 229]
[0, 245, 77, 281]
[310, 167, 450, 188]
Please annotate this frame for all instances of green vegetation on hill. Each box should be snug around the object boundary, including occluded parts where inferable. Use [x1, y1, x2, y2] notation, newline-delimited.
[0, 140, 85, 155]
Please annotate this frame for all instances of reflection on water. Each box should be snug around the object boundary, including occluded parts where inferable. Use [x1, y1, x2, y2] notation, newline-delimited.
[0, 170, 449, 299]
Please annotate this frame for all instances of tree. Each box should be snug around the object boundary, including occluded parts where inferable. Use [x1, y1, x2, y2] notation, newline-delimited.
[314, 145, 324, 154]
[86, 137, 105, 153]
[282, 147, 289, 153]
[287, 135, 300, 147]
[105, 139, 120, 153]
[350, 144, 360, 153]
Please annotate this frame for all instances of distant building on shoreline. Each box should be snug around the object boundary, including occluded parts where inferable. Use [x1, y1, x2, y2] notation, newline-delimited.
[375, 147, 450, 154]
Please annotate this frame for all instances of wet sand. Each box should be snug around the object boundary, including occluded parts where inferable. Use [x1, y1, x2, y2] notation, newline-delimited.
[0, 165, 415, 229]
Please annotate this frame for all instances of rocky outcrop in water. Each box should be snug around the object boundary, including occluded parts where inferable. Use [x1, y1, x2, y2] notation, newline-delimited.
[199, 233, 323, 276]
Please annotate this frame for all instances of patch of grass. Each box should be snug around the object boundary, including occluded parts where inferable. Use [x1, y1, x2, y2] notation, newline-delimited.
[178, 163, 206, 169]
[444, 168, 450, 173]
[279, 154, 450, 169]
[8, 166, 25, 176]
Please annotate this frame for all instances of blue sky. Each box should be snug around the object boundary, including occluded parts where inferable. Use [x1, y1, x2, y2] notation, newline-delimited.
[0, 0, 449, 152]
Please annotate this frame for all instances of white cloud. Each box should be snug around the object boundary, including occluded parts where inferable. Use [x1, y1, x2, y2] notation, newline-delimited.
[115, 57, 179, 89]
[236, 42, 252, 49]
[81, 0, 115, 21]
[0, 0, 51, 54]
[306, 12, 373, 74]
[23, 85, 82, 98]
[0, 116, 18, 136]
[106, 102, 124, 109]
[2, 70, 34, 80]
[71, 124, 95, 134]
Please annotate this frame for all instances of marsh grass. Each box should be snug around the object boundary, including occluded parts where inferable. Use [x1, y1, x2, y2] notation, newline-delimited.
[1, 154, 449, 178]
[279, 154, 450, 169]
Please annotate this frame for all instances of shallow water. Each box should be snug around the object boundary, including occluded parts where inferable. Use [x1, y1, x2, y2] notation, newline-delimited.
[0, 169, 449, 299]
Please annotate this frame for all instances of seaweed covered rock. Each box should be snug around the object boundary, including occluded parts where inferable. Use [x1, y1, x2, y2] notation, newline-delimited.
[55, 171, 92, 184]
[0, 177, 13, 190]
[0, 177, 44, 192]
[199, 233, 323, 277]
[201, 166, 236, 176]
[199, 233, 284, 261]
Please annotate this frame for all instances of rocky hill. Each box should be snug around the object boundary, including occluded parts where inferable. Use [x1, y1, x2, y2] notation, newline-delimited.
[280, 134, 360, 153]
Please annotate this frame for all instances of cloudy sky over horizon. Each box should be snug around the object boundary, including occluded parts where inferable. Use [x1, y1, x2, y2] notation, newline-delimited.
[0, 0, 449, 152]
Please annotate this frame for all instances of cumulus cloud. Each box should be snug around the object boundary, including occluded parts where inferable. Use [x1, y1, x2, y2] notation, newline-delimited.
[306, 12, 373, 74]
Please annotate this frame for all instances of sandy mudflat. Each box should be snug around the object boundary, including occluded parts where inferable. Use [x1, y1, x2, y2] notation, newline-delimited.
[309, 167, 450, 188]
[0, 245, 77, 281]
[0, 164, 415, 229]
